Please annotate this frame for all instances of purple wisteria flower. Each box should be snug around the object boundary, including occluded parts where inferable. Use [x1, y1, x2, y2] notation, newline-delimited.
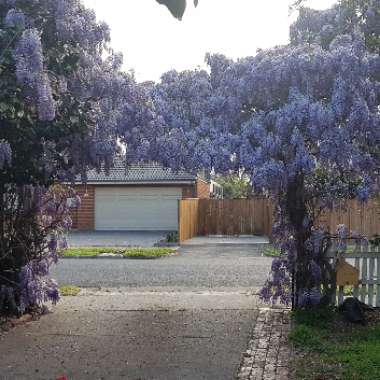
[0, 140, 12, 169]
[4, 8, 25, 29]
[13, 28, 56, 121]
[36, 73, 56, 121]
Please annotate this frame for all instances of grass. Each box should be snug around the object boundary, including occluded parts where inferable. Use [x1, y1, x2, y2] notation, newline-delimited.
[263, 245, 378, 258]
[60, 285, 81, 296]
[263, 247, 280, 257]
[290, 307, 380, 380]
[122, 248, 175, 258]
[64, 247, 122, 257]
[63, 247, 175, 258]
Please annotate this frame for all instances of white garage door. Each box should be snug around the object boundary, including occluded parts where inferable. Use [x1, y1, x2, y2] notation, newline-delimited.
[95, 187, 181, 231]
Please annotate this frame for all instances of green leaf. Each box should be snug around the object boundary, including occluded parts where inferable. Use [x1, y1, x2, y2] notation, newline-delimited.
[156, 0, 186, 20]
[0, 103, 9, 112]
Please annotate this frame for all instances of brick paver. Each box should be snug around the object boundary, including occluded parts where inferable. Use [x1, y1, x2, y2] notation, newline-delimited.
[237, 308, 292, 380]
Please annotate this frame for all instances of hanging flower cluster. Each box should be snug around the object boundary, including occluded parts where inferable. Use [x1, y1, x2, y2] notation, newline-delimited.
[0, 185, 79, 314]
[0, 140, 12, 169]
[290, 0, 380, 53]
[0, 0, 158, 314]
[144, 4, 380, 307]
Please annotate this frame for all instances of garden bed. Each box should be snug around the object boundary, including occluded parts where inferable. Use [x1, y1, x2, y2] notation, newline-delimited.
[63, 247, 176, 259]
[290, 307, 380, 380]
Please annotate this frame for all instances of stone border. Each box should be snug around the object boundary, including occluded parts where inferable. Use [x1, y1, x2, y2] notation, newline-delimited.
[237, 308, 292, 380]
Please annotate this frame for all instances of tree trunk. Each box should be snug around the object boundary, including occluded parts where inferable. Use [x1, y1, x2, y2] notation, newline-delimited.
[285, 174, 309, 308]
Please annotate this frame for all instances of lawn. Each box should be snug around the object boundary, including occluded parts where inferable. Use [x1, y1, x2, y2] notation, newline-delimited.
[263, 246, 280, 257]
[290, 307, 380, 380]
[263, 245, 369, 258]
[122, 248, 175, 258]
[63, 247, 175, 258]
[63, 247, 122, 257]
[59, 285, 81, 296]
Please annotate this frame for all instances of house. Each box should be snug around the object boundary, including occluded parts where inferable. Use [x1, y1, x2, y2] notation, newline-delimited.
[71, 160, 211, 231]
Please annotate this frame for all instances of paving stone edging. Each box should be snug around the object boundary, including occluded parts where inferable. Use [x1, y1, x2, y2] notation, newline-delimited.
[237, 308, 292, 380]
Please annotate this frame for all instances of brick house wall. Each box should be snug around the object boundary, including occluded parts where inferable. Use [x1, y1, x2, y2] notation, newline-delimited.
[182, 185, 195, 198]
[196, 179, 210, 199]
[182, 180, 210, 199]
[71, 185, 95, 230]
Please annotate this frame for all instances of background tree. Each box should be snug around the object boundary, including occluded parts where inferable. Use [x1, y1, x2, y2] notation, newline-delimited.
[290, 0, 380, 53]
[213, 173, 252, 199]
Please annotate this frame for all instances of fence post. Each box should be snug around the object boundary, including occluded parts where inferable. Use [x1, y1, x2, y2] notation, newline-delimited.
[377, 245, 380, 307]
[178, 199, 182, 243]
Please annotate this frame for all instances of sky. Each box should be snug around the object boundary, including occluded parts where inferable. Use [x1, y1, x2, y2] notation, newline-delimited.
[82, 0, 337, 83]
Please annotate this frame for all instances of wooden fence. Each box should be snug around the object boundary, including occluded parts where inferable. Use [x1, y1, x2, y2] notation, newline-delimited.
[178, 198, 199, 242]
[318, 199, 380, 237]
[178, 198, 273, 242]
[178, 198, 380, 243]
[197, 198, 273, 236]
[327, 243, 380, 307]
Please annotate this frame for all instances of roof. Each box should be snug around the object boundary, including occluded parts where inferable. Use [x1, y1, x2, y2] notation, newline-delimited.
[78, 160, 198, 184]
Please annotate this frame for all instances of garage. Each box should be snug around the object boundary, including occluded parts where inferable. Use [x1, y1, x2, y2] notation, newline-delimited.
[94, 186, 182, 231]
[71, 160, 212, 231]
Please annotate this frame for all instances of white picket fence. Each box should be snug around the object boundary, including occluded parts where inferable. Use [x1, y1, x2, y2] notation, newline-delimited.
[326, 244, 380, 307]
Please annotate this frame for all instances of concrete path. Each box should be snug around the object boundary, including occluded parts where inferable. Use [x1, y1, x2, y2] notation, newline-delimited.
[183, 235, 270, 245]
[68, 231, 167, 248]
[0, 239, 275, 380]
[0, 291, 262, 380]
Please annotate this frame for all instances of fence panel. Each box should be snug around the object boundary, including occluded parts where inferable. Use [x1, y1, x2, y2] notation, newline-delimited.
[318, 199, 380, 236]
[179, 198, 380, 243]
[178, 199, 199, 243]
[196, 198, 272, 237]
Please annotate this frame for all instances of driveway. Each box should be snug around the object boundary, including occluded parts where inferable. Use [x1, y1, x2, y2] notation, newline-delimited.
[67, 230, 167, 247]
[0, 293, 260, 380]
[1, 238, 274, 380]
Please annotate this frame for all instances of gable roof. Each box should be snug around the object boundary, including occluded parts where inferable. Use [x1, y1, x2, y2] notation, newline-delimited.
[79, 160, 198, 184]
